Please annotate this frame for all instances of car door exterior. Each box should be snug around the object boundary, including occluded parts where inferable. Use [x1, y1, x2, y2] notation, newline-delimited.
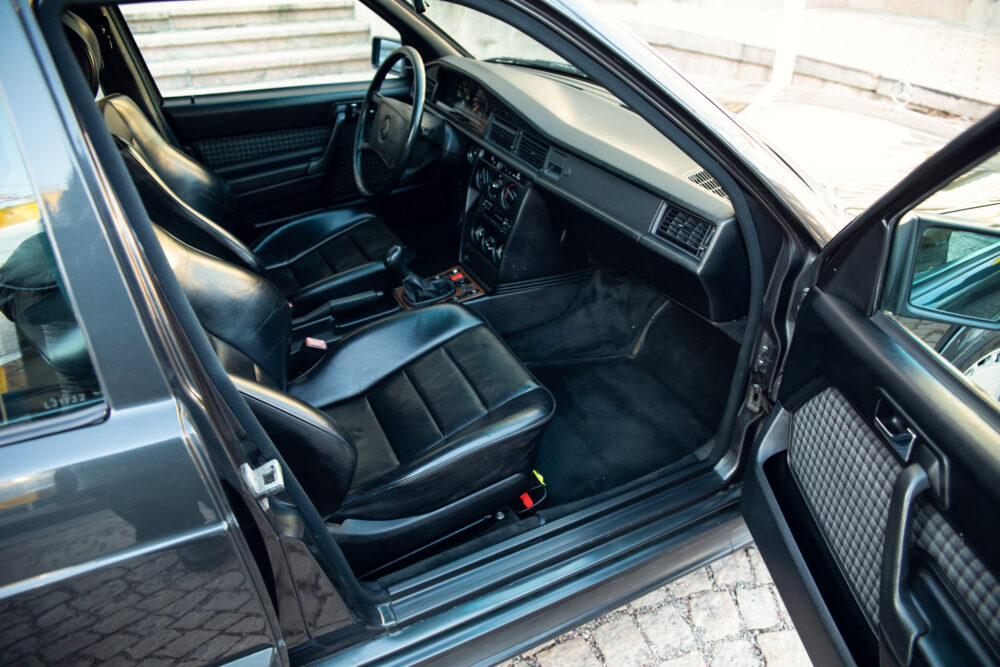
[0, 6, 285, 664]
[744, 108, 1000, 666]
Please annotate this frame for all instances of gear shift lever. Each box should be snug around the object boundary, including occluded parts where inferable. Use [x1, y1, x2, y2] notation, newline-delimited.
[384, 245, 455, 306]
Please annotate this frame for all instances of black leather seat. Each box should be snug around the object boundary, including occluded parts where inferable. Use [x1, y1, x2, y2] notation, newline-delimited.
[1, 223, 553, 571]
[155, 227, 555, 570]
[64, 13, 402, 312]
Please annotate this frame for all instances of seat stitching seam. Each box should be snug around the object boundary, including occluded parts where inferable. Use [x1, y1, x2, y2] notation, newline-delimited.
[346, 231, 368, 261]
[358, 395, 401, 467]
[441, 344, 489, 413]
[338, 402, 555, 509]
[401, 367, 446, 441]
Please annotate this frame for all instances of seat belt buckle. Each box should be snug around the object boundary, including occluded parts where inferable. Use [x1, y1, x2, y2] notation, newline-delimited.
[293, 337, 328, 375]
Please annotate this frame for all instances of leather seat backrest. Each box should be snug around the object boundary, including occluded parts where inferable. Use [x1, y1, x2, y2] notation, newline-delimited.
[155, 226, 290, 386]
[233, 376, 357, 515]
[103, 95, 265, 275]
[99, 94, 238, 230]
[62, 13, 262, 275]
[156, 227, 358, 512]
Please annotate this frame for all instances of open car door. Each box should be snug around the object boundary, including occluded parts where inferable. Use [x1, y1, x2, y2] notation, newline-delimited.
[744, 108, 1000, 666]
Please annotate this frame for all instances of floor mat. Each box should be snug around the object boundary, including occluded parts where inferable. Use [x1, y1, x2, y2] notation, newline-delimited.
[504, 268, 666, 364]
[530, 357, 713, 505]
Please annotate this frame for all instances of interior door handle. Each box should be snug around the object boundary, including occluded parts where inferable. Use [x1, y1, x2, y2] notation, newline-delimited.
[307, 110, 345, 176]
[879, 462, 931, 666]
[875, 400, 918, 460]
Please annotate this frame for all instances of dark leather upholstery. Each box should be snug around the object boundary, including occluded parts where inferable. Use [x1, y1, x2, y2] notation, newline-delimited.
[232, 376, 357, 514]
[62, 11, 101, 97]
[153, 228, 554, 566]
[64, 14, 403, 310]
[98, 93, 402, 310]
[250, 208, 399, 303]
[291, 306, 554, 521]
[155, 227, 291, 384]
[101, 94, 240, 231]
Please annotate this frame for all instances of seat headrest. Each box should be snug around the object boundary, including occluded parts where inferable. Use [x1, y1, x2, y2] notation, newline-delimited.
[62, 11, 102, 97]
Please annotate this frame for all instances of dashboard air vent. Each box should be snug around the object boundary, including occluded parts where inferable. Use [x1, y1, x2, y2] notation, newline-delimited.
[488, 121, 518, 151]
[686, 169, 729, 201]
[516, 132, 550, 170]
[654, 204, 715, 259]
[425, 79, 438, 102]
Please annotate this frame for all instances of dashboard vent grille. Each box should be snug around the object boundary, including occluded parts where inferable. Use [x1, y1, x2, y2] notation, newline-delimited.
[489, 121, 518, 151]
[687, 169, 729, 201]
[655, 204, 715, 259]
[425, 79, 438, 102]
[516, 132, 550, 170]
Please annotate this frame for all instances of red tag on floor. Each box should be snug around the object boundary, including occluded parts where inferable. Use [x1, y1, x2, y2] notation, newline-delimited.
[304, 337, 327, 350]
[519, 492, 534, 509]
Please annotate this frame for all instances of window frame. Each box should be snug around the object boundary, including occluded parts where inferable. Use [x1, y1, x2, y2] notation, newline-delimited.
[0, 3, 179, 447]
[117, 0, 404, 99]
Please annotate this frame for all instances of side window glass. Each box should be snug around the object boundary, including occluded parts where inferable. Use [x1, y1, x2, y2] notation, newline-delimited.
[887, 151, 1000, 405]
[0, 100, 103, 426]
[120, 0, 401, 97]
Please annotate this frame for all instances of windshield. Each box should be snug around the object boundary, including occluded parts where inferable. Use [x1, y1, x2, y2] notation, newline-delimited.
[410, 1, 585, 78]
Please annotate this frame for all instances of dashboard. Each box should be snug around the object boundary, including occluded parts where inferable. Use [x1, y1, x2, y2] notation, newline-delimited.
[438, 75, 496, 134]
[425, 56, 749, 323]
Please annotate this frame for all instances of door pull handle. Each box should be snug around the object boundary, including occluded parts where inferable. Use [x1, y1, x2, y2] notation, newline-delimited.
[879, 463, 930, 666]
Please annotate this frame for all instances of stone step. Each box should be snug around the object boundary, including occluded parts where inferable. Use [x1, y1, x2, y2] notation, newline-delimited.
[150, 43, 372, 93]
[134, 19, 370, 62]
[121, 0, 355, 33]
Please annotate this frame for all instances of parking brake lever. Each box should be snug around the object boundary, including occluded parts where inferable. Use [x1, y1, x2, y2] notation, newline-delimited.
[292, 290, 383, 328]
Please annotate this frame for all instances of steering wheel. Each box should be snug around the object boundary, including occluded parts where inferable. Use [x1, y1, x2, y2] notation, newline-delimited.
[353, 46, 426, 198]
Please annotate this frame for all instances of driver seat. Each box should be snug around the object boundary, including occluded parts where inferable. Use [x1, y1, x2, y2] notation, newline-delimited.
[64, 12, 402, 312]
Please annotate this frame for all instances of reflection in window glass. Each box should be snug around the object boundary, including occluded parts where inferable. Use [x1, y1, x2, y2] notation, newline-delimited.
[917, 154, 1000, 224]
[0, 100, 103, 427]
[890, 150, 1000, 405]
[412, 1, 585, 78]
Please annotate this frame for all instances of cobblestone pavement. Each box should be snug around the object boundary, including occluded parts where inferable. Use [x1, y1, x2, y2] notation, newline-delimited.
[506, 545, 811, 667]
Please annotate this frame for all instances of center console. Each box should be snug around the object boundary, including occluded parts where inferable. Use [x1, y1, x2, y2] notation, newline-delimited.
[468, 153, 524, 267]
[460, 151, 564, 290]
[392, 266, 485, 309]
[287, 147, 574, 375]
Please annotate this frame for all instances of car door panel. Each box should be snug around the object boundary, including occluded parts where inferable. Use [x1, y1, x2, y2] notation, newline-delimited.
[162, 81, 408, 226]
[745, 285, 1000, 666]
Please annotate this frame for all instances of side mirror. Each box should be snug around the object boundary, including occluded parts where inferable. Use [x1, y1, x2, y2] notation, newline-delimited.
[371, 36, 403, 74]
[885, 214, 1000, 329]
